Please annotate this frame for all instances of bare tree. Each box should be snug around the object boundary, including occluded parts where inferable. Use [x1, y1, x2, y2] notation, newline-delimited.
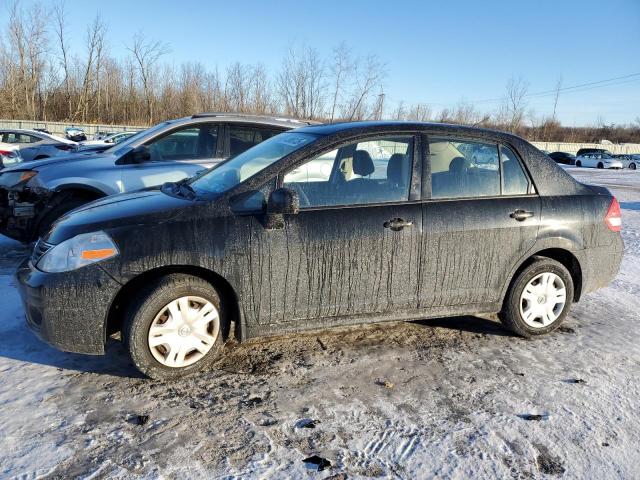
[501, 75, 529, 133]
[344, 55, 385, 120]
[276, 46, 325, 119]
[329, 42, 351, 122]
[127, 33, 169, 123]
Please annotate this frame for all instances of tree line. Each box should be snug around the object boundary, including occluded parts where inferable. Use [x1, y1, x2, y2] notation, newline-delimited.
[1, 1, 638, 144]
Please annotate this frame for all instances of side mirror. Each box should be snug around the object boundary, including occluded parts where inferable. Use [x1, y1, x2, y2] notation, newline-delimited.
[128, 145, 151, 164]
[267, 187, 299, 215]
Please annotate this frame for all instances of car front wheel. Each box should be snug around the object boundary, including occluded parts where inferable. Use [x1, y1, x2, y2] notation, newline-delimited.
[630, 163, 636, 170]
[575, 160, 581, 167]
[123, 274, 227, 379]
[499, 258, 574, 337]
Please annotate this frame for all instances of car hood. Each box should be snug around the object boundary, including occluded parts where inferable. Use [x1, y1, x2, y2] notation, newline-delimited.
[44, 188, 200, 245]
[0, 150, 116, 172]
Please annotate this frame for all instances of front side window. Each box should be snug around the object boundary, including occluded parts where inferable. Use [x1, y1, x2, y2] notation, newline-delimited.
[283, 136, 414, 208]
[145, 125, 218, 162]
[229, 126, 281, 157]
[430, 139, 500, 199]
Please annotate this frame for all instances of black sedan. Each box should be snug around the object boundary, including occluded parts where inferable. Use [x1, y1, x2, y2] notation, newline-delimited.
[16, 122, 623, 379]
[549, 151, 576, 165]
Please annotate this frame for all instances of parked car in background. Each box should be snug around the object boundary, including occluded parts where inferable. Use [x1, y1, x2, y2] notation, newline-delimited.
[15, 121, 623, 379]
[92, 131, 117, 141]
[0, 143, 23, 168]
[33, 128, 51, 135]
[549, 151, 576, 165]
[0, 129, 77, 162]
[575, 152, 623, 169]
[576, 147, 613, 157]
[78, 131, 140, 153]
[0, 113, 315, 242]
[613, 154, 638, 170]
[64, 126, 87, 142]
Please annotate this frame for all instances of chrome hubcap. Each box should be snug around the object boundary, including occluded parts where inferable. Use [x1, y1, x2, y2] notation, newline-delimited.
[519, 272, 566, 328]
[148, 296, 219, 368]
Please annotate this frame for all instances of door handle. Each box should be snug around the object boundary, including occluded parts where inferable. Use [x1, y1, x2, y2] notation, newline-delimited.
[384, 217, 413, 231]
[510, 209, 534, 221]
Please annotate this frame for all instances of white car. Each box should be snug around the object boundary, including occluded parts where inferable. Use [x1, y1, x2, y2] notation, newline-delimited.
[613, 154, 639, 170]
[80, 131, 138, 148]
[0, 143, 23, 168]
[575, 153, 623, 169]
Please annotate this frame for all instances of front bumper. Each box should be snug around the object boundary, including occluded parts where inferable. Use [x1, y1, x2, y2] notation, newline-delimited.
[0, 187, 45, 242]
[15, 257, 122, 355]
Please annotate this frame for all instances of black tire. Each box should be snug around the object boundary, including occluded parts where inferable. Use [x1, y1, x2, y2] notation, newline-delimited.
[597, 162, 604, 169]
[630, 163, 636, 170]
[35, 195, 92, 240]
[123, 274, 227, 380]
[575, 160, 581, 167]
[499, 258, 574, 338]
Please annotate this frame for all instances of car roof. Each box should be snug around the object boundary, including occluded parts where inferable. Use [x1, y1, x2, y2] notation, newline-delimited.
[295, 120, 523, 140]
[187, 112, 320, 128]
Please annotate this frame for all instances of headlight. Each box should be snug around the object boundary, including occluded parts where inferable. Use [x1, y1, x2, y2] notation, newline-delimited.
[37, 231, 119, 273]
[0, 170, 37, 188]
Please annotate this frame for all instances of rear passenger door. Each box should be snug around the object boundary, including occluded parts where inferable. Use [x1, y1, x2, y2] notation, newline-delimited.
[419, 136, 540, 308]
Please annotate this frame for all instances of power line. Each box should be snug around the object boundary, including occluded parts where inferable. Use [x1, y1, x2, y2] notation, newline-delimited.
[472, 72, 640, 104]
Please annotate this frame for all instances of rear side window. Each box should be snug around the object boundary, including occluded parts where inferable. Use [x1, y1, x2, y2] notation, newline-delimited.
[146, 125, 218, 161]
[229, 126, 281, 157]
[430, 139, 501, 199]
[501, 145, 530, 195]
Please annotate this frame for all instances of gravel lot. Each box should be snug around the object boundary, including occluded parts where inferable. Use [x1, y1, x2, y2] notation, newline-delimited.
[1, 167, 639, 479]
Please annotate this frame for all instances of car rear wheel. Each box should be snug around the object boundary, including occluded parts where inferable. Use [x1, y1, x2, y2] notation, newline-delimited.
[575, 160, 581, 167]
[597, 162, 604, 169]
[630, 163, 637, 170]
[123, 274, 227, 380]
[499, 258, 574, 337]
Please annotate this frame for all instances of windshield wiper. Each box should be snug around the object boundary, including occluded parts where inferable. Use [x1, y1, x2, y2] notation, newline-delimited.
[162, 179, 197, 200]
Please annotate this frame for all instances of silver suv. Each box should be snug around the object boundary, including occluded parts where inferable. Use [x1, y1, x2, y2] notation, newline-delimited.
[0, 114, 313, 242]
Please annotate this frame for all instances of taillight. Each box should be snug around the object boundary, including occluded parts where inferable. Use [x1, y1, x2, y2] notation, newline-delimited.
[0, 150, 16, 157]
[605, 198, 622, 232]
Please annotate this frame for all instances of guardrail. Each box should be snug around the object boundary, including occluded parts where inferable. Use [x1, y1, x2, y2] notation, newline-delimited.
[0, 119, 145, 138]
[530, 141, 640, 155]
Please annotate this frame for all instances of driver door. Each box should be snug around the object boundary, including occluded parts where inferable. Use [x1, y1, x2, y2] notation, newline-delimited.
[233, 134, 424, 327]
[119, 124, 224, 191]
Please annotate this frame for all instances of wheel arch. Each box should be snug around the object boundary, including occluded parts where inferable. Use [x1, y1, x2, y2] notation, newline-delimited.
[54, 183, 108, 199]
[502, 247, 583, 306]
[105, 265, 243, 344]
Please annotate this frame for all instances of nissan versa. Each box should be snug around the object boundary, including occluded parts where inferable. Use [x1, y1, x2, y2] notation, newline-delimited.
[16, 122, 623, 379]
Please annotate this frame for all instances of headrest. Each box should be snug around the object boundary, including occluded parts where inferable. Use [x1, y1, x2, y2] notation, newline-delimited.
[449, 156, 470, 173]
[387, 153, 407, 185]
[353, 150, 374, 176]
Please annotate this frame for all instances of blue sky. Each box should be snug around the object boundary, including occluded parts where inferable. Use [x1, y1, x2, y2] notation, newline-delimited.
[40, 0, 640, 125]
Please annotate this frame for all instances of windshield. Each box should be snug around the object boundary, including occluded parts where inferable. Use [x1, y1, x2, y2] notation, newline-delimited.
[190, 132, 318, 195]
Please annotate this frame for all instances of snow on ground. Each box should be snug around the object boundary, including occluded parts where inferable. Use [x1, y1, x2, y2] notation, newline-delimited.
[0, 168, 639, 479]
